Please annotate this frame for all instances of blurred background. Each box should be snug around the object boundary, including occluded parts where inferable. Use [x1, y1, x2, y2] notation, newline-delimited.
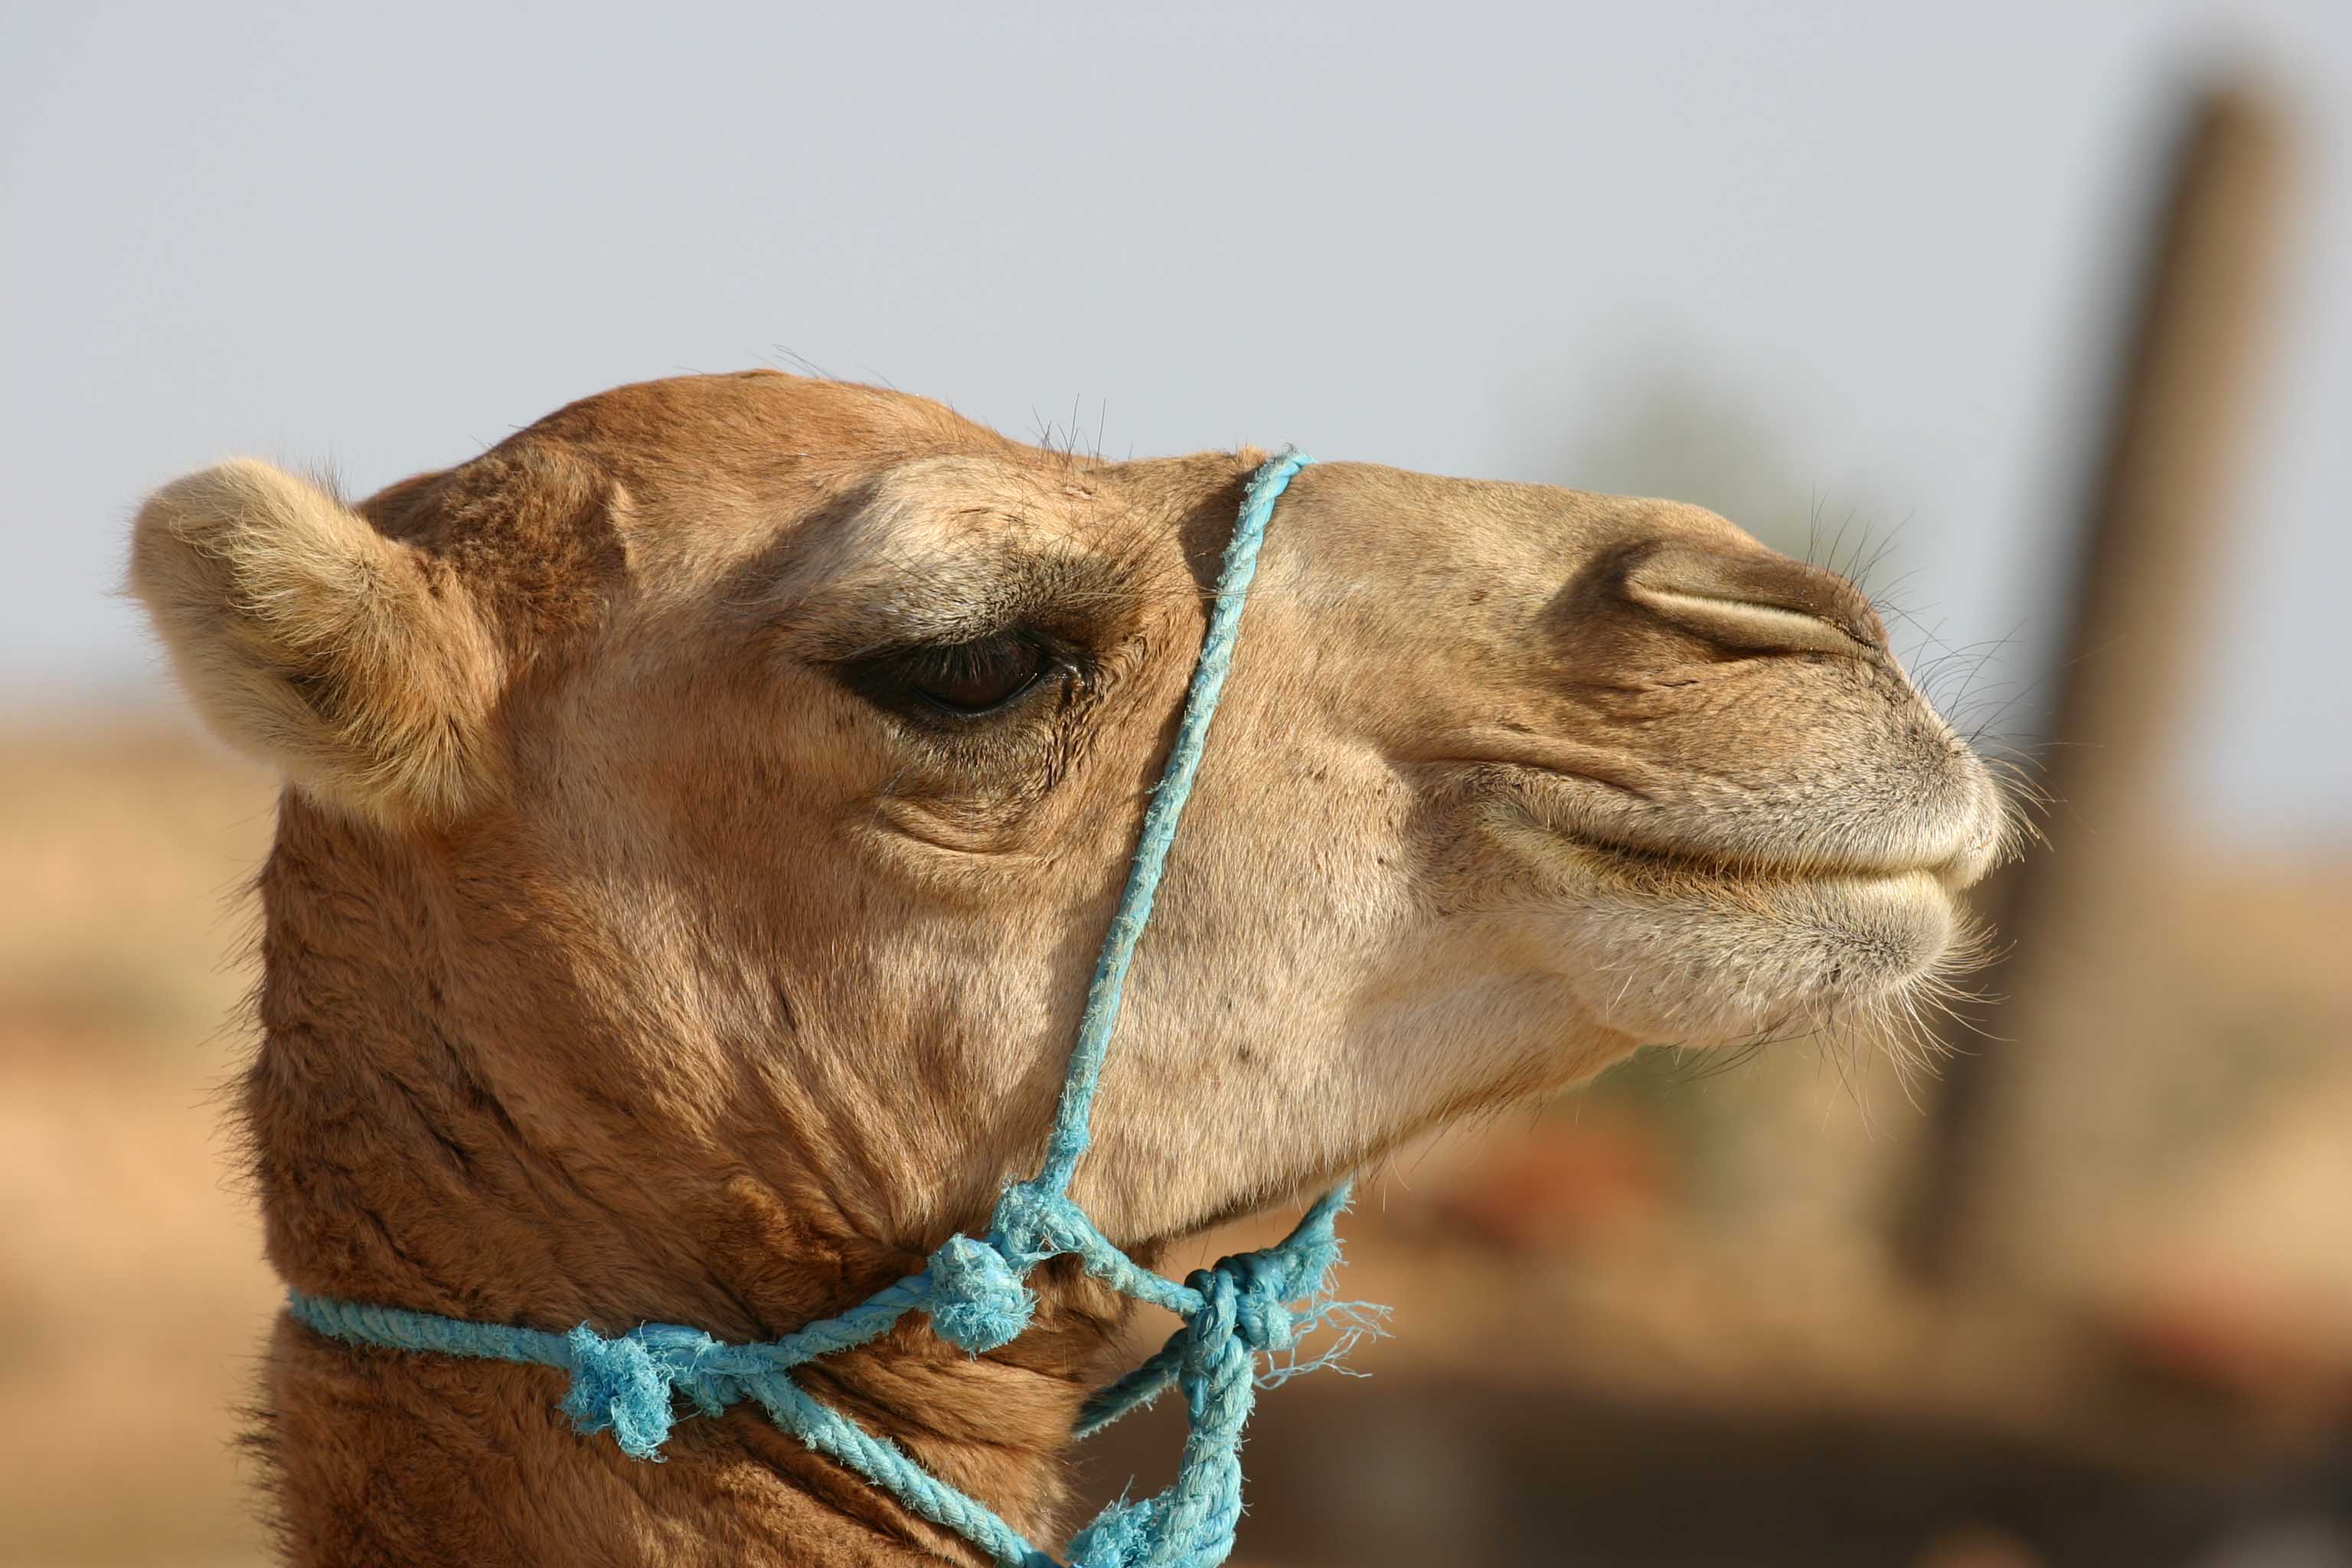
[3, 4, 2347, 1565]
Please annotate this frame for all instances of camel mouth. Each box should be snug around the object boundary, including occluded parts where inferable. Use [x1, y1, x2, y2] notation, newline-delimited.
[1455, 758, 2008, 899]
[1533, 829, 1974, 971]
[1446, 759, 2003, 1044]
[1557, 831, 1969, 900]
[1540, 815, 2003, 906]
[1523, 823, 1981, 1046]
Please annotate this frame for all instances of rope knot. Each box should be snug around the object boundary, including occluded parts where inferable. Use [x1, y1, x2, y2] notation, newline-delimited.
[1204, 1250, 1303, 1354]
[924, 1234, 1035, 1354]
[984, 1181, 1082, 1269]
[927, 1178, 1096, 1354]
[560, 1321, 730, 1461]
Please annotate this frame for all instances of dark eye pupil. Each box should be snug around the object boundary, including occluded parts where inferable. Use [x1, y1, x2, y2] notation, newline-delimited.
[906, 635, 1046, 713]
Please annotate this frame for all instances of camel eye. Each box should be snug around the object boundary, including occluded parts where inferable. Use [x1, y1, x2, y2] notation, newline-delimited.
[893, 633, 1054, 715]
[833, 627, 1088, 727]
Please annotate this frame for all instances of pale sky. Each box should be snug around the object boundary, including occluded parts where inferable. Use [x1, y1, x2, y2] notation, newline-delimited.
[4, 1, 2346, 846]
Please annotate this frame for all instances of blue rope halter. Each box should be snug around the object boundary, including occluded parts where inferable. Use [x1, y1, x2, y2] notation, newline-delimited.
[288, 448, 1378, 1568]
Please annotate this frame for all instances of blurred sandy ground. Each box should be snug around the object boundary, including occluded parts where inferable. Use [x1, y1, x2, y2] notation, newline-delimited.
[2, 716, 2347, 1566]
[0, 724, 279, 1567]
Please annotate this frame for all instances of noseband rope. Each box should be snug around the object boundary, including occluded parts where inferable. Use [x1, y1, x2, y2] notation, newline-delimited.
[289, 448, 1380, 1568]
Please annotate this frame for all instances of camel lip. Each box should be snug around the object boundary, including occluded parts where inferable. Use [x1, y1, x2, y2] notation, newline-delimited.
[1577, 822, 1998, 897]
[1550, 828, 1967, 901]
[1448, 758, 1993, 894]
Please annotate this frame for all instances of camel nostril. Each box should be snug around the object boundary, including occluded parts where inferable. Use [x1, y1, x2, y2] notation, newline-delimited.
[1622, 544, 1889, 658]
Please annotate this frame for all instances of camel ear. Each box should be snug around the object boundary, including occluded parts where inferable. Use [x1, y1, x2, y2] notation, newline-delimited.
[128, 459, 501, 823]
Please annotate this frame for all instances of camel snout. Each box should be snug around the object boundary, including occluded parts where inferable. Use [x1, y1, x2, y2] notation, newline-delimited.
[1622, 543, 1890, 660]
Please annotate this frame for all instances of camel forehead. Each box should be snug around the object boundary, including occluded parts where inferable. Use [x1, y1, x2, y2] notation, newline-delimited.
[458, 377, 1149, 660]
[415, 372, 1040, 612]
[523, 371, 1013, 494]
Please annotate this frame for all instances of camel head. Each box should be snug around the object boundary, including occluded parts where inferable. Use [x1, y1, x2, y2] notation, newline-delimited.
[130, 368, 2004, 1302]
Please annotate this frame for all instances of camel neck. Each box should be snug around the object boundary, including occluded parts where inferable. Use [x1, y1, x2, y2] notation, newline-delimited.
[242, 796, 1130, 1562]
[262, 1300, 1109, 1564]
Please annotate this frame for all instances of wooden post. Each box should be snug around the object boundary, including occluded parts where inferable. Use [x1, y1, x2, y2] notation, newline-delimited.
[1898, 86, 2293, 1282]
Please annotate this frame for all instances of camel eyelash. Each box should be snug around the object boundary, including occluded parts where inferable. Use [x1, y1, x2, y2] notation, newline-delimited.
[831, 628, 1096, 730]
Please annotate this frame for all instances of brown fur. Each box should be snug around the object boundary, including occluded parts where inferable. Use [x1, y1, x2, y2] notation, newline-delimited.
[129, 370, 2007, 1564]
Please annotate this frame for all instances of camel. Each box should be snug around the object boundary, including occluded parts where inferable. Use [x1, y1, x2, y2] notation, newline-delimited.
[129, 369, 2008, 1566]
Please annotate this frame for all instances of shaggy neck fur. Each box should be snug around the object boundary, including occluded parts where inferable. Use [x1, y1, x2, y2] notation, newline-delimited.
[247, 795, 1128, 1566]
